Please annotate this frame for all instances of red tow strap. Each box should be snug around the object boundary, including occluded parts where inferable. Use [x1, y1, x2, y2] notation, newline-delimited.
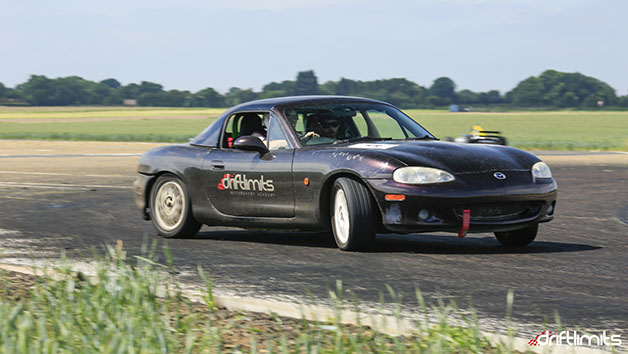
[458, 209, 470, 238]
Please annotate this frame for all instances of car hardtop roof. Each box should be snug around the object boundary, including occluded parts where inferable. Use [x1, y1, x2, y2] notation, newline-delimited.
[229, 95, 390, 112]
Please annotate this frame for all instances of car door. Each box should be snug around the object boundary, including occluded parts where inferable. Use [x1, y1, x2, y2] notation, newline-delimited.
[203, 112, 295, 218]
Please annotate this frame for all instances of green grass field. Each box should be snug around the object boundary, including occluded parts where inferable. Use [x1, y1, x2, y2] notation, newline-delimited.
[0, 119, 212, 143]
[1, 107, 627, 150]
[405, 110, 628, 151]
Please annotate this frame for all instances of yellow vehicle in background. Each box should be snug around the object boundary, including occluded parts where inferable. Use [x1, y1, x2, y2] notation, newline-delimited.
[450, 125, 508, 145]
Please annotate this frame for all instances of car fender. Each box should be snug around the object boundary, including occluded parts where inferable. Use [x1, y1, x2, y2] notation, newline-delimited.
[293, 148, 405, 229]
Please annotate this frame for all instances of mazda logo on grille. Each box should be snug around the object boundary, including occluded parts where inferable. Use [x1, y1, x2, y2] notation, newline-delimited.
[493, 172, 507, 180]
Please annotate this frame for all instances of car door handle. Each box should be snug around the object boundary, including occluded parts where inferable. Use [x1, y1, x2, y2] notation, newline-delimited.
[211, 160, 225, 170]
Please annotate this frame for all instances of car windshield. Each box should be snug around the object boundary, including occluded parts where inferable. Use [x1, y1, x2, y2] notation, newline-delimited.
[281, 102, 435, 146]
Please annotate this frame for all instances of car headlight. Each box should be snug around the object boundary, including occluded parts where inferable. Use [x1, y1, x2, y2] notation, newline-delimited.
[393, 167, 455, 184]
[531, 162, 552, 179]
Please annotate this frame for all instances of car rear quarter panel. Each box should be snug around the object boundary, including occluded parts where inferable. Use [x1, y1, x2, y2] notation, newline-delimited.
[136, 144, 209, 220]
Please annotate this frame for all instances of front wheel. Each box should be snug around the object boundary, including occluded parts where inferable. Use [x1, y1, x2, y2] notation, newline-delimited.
[494, 224, 538, 246]
[330, 178, 376, 251]
[150, 174, 201, 238]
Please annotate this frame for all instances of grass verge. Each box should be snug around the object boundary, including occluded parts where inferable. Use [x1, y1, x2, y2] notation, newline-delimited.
[0, 243, 516, 353]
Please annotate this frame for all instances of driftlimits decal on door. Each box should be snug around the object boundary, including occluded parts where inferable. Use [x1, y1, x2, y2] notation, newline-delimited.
[218, 174, 275, 192]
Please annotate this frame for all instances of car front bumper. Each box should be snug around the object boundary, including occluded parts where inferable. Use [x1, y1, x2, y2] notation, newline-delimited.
[366, 173, 557, 234]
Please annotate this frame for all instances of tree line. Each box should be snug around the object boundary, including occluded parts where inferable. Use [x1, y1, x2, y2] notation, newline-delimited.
[1, 69, 626, 108]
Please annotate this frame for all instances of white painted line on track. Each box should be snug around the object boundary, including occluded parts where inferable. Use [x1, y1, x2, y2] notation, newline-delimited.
[0, 196, 46, 201]
[0, 171, 135, 178]
[0, 182, 131, 189]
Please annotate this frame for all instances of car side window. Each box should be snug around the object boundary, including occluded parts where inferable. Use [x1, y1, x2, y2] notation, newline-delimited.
[220, 112, 268, 148]
[266, 114, 292, 151]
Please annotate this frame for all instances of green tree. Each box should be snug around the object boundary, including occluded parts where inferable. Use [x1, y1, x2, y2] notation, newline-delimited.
[51, 76, 96, 105]
[556, 91, 579, 107]
[224, 87, 258, 106]
[100, 78, 121, 89]
[510, 70, 617, 107]
[137, 92, 166, 106]
[331, 77, 428, 107]
[429, 77, 456, 102]
[456, 89, 479, 104]
[20, 75, 57, 105]
[263, 82, 282, 92]
[120, 84, 140, 99]
[137, 90, 189, 107]
[261, 80, 295, 98]
[259, 89, 285, 99]
[427, 95, 451, 106]
[163, 90, 189, 107]
[277, 80, 296, 94]
[318, 81, 337, 95]
[3, 88, 23, 100]
[335, 78, 358, 95]
[87, 83, 113, 104]
[510, 77, 545, 106]
[235, 89, 258, 103]
[138, 81, 163, 95]
[294, 70, 319, 95]
[478, 90, 502, 105]
[0, 82, 6, 98]
[371, 78, 427, 107]
[103, 90, 123, 105]
[189, 87, 226, 107]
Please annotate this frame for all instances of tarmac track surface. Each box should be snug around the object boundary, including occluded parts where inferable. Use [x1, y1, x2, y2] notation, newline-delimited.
[0, 141, 627, 338]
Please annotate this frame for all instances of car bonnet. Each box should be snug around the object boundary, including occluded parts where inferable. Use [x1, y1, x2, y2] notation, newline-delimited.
[343, 140, 540, 174]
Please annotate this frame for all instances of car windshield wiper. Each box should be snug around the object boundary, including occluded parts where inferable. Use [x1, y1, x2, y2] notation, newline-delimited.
[404, 135, 439, 141]
[332, 136, 392, 144]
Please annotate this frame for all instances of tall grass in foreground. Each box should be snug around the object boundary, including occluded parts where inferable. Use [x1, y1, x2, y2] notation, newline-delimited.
[0, 244, 514, 353]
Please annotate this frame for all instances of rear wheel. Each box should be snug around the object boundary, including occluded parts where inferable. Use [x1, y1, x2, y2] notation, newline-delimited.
[150, 174, 201, 238]
[494, 224, 538, 246]
[330, 178, 376, 251]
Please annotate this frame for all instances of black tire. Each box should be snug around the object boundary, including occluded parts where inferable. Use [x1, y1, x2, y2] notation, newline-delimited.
[494, 224, 538, 246]
[330, 178, 376, 251]
[149, 174, 201, 238]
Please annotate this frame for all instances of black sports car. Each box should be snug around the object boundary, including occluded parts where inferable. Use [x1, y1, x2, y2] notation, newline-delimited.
[133, 96, 557, 251]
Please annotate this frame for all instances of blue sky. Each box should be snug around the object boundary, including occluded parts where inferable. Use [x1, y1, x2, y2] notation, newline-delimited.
[2, 0, 626, 95]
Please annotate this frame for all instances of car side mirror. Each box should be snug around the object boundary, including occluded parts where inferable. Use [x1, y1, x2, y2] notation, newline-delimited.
[233, 135, 269, 154]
